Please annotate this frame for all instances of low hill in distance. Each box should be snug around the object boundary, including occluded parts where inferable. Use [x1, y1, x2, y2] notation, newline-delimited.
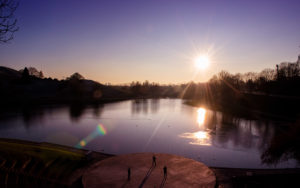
[0, 66, 22, 80]
[0, 66, 130, 106]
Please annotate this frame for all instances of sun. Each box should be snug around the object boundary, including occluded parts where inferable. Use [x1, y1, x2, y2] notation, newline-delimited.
[194, 55, 210, 70]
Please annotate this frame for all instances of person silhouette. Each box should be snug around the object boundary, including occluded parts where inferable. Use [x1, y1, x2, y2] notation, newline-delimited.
[152, 155, 156, 166]
[128, 167, 131, 181]
[163, 166, 167, 178]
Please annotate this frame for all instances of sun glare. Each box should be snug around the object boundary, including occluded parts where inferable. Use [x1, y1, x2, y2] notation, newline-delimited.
[179, 131, 211, 146]
[194, 55, 210, 70]
[197, 107, 206, 126]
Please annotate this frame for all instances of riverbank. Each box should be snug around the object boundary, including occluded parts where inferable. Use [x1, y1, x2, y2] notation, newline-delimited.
[0, 138, 112, 187]
[184, 92, 300, 121]
[212, 167, 300, 187]
[0, 138, 300, 187]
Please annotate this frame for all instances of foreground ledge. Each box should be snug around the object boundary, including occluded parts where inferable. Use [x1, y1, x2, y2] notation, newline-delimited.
[82, 153, 216, 188]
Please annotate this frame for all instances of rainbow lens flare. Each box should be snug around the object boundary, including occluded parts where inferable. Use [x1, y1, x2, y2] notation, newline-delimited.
[75, 124, 107, 149]
[97, 124, 107, 135]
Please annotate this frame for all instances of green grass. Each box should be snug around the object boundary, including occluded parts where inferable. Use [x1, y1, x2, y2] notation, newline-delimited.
[0, 139, 87, 185]
[0, 141, 84, 161]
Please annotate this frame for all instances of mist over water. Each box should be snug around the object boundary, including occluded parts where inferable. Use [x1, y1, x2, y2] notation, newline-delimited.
[0, 99, 298, 168]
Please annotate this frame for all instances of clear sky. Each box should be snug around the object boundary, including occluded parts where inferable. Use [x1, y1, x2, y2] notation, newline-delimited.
[1, 0, 300, 84]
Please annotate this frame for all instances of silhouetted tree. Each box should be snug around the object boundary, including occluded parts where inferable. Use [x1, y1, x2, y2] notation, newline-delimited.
[67, 72, 84, 80]
[0, 0, 19, 43]
[19, 67, 44, 78]
[260, 68, 276, 81]
[276, 61, 300, 81]
[130, 81, 142, 97]
[21, 67, 29, 80]
[38, 71, 44, 78]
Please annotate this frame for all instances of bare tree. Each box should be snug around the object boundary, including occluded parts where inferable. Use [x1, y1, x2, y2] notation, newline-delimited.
[0, 0, 19, 43]
[259, 68, 276, 81]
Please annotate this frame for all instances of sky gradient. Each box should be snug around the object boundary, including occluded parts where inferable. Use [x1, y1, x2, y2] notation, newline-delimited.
[1, 0, 300, 84]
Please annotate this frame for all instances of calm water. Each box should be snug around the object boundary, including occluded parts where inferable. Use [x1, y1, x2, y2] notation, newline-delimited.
[0, 99, 299, 168]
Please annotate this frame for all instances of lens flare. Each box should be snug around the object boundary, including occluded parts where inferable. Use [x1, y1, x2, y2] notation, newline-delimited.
[75, 124, 107, 149]
[97, 124, 107, 135]
[80, 140, 86, 147]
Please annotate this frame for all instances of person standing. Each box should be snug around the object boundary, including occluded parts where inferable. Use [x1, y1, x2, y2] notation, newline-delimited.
[152, 155, 156, 166]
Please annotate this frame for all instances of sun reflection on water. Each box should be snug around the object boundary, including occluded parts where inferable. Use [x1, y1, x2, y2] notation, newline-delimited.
[197, 107, 206, 126]
[179, 107, 211, 146]
[179, 131, 211, 146]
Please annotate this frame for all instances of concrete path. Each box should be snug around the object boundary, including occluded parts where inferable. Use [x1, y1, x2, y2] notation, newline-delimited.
[82, 153, 215, 188]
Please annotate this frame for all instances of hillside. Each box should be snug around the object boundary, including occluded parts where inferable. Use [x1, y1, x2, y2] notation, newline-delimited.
[0, 66, 130, 106]
[0, 66, 22, 80]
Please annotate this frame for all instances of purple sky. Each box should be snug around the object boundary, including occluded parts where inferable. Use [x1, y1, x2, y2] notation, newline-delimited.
[1, 0, 300, 84]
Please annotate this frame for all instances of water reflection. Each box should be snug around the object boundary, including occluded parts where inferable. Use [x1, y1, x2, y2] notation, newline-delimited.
[179, 106, 276, 155]
[22, 106, 45, 127]
[69, 103, 104, 122]
[197, 107, 206, 126]
[179, 131, 211, 146]
[69, 103, 86, 122]
[92, 103, 104, 118]
[0, 99, 299, 168]
[261, 121, 300, 165]
[180, 107, 211, 146]
[150, 99, 159, 113]
[131, 99, 160, 115]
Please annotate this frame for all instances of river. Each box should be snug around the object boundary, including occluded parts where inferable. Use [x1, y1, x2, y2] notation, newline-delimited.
[0, 99, 298, 168]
